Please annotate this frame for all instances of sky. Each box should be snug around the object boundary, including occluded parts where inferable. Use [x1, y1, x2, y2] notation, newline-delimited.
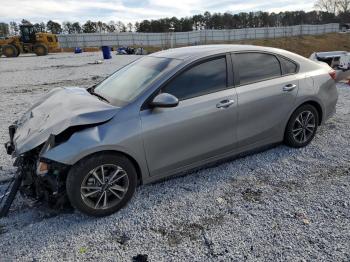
[0, 0, 315, 24]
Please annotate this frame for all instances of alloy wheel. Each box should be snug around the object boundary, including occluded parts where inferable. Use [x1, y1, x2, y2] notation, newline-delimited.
[80, 164, 129, 210]
[292, 110, 316, 144]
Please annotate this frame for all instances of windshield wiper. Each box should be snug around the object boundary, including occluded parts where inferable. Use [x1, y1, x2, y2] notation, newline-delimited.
[88, 88, 110, 103]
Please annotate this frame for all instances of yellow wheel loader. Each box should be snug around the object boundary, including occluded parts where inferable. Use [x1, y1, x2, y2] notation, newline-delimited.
[0, 25, 60, 57]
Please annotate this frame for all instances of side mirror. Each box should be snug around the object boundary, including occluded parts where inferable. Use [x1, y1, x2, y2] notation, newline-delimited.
[150, 93, 179, 108]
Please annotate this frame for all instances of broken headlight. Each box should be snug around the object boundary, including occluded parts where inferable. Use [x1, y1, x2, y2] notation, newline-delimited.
[37, 135, 56, 176]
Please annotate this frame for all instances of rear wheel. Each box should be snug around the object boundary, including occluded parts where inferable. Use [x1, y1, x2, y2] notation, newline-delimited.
[33, 44, 48, 56]
[66, 153, 137, 217]
[2, 45, 18, 57]
[284, 104, 319, 148]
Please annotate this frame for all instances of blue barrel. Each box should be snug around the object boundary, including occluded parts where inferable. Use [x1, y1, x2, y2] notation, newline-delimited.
[101, 46, 112, 59]
[74, 47, 82, 54]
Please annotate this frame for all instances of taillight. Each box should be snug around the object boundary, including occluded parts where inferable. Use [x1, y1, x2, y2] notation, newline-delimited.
[329, 70, 336, 80]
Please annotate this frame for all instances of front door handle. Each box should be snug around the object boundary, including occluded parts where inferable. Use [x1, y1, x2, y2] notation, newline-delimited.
[283, 84, 297, 92]
[216, 99, 235, 109]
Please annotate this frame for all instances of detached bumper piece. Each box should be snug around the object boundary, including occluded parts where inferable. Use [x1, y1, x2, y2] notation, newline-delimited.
[4, 124, 17, 155]
[0, 173, 23, 218]
[5, 141, 14, 155]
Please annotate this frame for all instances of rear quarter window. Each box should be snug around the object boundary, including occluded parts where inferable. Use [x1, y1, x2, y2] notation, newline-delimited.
[279, 56, 298, 75]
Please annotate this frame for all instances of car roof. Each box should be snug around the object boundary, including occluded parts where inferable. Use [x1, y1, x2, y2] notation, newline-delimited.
[150, 44, 293, 60]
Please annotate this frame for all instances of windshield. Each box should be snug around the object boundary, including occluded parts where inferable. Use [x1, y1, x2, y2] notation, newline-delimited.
[94, 56, 181, 106]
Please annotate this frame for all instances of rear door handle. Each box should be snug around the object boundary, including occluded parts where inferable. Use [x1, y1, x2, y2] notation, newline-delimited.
[216, 99, 235, 109]
[283, 84, 297, 92]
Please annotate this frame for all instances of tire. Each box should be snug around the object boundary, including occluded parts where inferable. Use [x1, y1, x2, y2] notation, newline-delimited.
[0, 172, 23, 217]
[33, 44, 48, 56]
[284, 104, 319, 148]
[2, 44, 18, 57]
[66, 153, 137, 217]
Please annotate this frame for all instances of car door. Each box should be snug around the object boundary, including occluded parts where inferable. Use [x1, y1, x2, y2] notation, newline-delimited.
[233, 52, 300, 148]
[140, 55, 238, 177]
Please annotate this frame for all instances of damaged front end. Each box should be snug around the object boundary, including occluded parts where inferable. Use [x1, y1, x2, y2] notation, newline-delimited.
[1, 135, 71, 218]
[1, 87, 120, 217]
[21, 136, 71, 208]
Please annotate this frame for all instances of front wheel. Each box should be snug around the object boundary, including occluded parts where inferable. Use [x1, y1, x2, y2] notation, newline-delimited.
[284, 104, 319, 148]
[66, 153, 137, 217]
[2, 45, 19, 57]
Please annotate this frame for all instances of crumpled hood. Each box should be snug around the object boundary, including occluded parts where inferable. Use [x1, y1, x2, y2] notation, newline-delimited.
[13, 87, 120, 155]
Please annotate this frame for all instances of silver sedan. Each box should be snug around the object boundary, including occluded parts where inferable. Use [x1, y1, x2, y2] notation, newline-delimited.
[4, 45, 338, 217]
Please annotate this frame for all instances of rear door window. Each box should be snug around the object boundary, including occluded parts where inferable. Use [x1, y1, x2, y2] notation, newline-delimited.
[236, 53, 281, 85]
[162, 57, 227, 100]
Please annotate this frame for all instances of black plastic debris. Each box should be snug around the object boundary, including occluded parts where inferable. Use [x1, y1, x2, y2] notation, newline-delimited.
[132, 254, 148, 262]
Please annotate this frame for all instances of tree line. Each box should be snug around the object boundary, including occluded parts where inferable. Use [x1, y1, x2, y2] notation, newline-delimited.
[1, 2, 350, 37]
[135, 11, 342, 32]
[0, 19, 133, 36]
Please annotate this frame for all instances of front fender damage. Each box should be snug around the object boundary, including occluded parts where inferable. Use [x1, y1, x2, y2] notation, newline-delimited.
[12, 87, 120, 156]
[42, 123, 113, 165]
[2, 87, 121, 216]
[22, 122, 112, 209]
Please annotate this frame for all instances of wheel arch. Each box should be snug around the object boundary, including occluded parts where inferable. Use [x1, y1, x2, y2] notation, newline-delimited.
[287, 99, 323, 127]
[297, 100, 323, 125]
[70, 150, 144, 185]
[283, 99, 323, 140]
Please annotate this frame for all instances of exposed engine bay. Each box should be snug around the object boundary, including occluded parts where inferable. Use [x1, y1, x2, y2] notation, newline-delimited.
[20, 149, 69, 208]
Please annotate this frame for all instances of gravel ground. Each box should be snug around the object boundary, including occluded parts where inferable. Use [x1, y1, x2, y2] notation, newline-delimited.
[0, 52, 349, 261]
